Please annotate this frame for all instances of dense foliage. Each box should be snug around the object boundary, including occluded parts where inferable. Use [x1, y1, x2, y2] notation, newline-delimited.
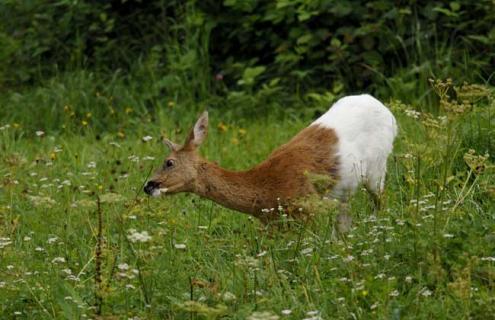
[1, 0, 494, 91]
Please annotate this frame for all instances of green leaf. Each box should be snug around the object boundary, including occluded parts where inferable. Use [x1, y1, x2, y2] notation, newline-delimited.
[238, 66, 266, 86]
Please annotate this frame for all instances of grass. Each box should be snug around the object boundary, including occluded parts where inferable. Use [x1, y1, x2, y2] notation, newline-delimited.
[0, 76, 494, 319]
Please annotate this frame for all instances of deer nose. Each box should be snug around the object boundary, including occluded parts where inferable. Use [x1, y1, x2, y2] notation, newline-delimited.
[144, 181, 160, 195]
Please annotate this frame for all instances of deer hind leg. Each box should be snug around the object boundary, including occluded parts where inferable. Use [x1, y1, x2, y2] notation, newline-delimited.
[330, 188, 353, 237]
[335, 201, 352, 234]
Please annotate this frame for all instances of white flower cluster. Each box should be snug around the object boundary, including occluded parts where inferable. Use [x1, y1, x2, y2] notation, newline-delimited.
[127, 229, 152, 243]
[0, 237, 12, 249]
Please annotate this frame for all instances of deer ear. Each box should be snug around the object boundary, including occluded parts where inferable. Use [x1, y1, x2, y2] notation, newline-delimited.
[163, 138, 180, 152]
[185, 111, 208, 149]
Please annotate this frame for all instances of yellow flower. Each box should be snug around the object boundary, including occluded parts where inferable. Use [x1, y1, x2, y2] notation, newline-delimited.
[64, 105, 70, 112]
[231, 138, 239, 145]
[98, 185, 103, 191]
[217, 122, 228, 132]
[81, 120, 88, 126]
[12, 123, 20, 128]
[361, 290, 368, 297]
[117, 131, 125, 138]
[50, 153, 56, 160]
[86, 112, 92, 118]
[125, 107, 133, 114]
[238, 128, 247, 136]
[168, 101, 175, 108]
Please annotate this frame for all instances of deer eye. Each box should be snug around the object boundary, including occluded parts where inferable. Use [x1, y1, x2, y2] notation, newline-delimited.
[164, 159, 175, 169]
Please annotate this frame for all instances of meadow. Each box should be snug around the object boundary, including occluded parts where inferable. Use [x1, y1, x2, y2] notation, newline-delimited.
[0, 74, 494, 319]
[1, 1, 495, 319]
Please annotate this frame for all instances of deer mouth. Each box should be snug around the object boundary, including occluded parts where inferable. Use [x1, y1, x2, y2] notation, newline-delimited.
[144, 180, 167, 197]
[150, 187, 169, 197]
[144, 179, 184, 197]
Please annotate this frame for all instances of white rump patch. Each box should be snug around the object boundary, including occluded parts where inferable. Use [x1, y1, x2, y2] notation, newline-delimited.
[311, 94, 398, 198]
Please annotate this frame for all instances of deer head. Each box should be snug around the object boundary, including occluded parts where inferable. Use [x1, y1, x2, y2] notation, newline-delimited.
[144, 111, 208, 197]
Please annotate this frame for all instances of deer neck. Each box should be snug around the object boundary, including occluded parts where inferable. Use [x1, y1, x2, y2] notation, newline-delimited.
[194, 162, 269, 216]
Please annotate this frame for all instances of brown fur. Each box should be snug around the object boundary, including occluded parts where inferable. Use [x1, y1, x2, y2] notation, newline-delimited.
[148, 110, 340, 222]
[188, 125, 338, 222]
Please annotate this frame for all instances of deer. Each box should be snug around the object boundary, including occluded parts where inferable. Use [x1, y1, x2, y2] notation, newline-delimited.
[144, 94, 397, 229]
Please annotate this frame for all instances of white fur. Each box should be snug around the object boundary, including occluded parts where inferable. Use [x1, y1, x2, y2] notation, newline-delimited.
[312, 94, 398, 199]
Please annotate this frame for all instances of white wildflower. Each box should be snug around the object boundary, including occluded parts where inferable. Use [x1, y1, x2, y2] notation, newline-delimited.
[0, 237, 12, 249]
[28, 195, 56, 208]
[300, 247, 313, 255]
[222, 291, 236, 302]
[481, 257, 495, 262]
[118, 263, 129, 271]
[142, 135, 153, 142]
[419, 287, 432, 297]
[61, 269, 72, 275]
[389, 290, 399, 297]
[128, 155, 140, 162]
[127, 229, 151, 243]
[257, 250, 268, 257]
[87, 161, 96, 168]
[405, 109, 421, 119]
[47, 236, 59, 244]
[281, 309, 292, 315]
[35, 130, 45, 137]
[51, 257, 66, 264]
[343, 255, 354, 262]
[66, 275, 81, 282]
[174, 243, 187, 250]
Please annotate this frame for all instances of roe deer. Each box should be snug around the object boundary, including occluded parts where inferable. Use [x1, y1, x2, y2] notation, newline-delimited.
[144, 94, 397, 225]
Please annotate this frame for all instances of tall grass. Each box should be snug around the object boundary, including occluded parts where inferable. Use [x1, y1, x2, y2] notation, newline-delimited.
[0, 77, 494, 318]
[0, 4, 494, 318]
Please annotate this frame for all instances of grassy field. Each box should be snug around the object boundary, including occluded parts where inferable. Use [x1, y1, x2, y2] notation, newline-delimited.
[1, 77, 494, 319]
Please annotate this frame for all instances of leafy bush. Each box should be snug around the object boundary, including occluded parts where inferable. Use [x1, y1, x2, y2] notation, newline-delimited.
[200, 0, 495, 91]
[1, 0, 494, 95]
[0, 0, 181, 86]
